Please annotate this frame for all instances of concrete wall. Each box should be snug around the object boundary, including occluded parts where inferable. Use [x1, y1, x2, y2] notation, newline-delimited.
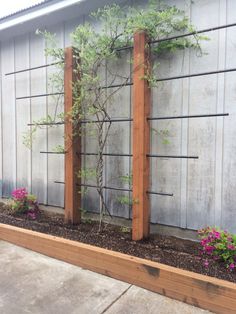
[0, 0, 236, 233]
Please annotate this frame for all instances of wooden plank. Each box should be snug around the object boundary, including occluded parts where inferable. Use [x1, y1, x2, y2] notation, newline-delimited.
[64, 47, 81, 224]
[0, 223, 236, 314]
[132, 31, 151, 240]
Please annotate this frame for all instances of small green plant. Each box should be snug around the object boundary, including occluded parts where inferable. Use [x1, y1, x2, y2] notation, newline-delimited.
[52, 145, 65, 153]
[198, 227, 236, 271]
[117, 195, 133, 206]
[151, 128, 171, 145]
[119, 174, 133, 186]
[120, 226, 131, 233]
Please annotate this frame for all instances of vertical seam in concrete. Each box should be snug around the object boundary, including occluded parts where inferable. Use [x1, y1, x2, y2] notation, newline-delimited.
[129, 43, 132, 220]
[214, 0, 227, 227]
[45, 34, 49, 205]
[0, 41, 2, 197]
[28, 33, 32, 194]
[100, 284, 132, 314]
[13, 38, 17, 190]
[220, 0, 227, 227]
[180, 0, 191, 229]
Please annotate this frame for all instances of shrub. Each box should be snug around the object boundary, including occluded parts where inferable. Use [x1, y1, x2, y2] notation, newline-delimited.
[10, 188, 40, 220]
[198, 227, 236, 271]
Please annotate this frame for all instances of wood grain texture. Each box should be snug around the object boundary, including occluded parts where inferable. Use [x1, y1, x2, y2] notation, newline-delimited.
[0, 223, 236, 314]
[132, 31, 151, 240]
[64, 47, 81, 224]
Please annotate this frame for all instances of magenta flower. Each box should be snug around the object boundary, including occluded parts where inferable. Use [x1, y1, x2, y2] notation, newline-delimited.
[12, 188, 28, 200]
[205, 245, 214, 254]
[204, 260, 209, 267]
[214, 231, 221, 239]
[229, 263, 235, 270]
[227, 244, 235, 251]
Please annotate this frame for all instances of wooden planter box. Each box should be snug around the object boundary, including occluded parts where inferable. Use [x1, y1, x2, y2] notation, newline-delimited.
[0, 223, 236, 313]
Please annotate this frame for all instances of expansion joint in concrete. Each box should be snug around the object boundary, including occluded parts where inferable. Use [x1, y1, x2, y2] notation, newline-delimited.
[100, 284, 132, 314]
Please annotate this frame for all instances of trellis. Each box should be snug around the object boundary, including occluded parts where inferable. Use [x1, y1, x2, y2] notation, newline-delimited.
[5, 22, 233, 240]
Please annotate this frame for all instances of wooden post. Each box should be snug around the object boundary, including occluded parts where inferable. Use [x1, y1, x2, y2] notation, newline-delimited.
[64, 47, 81, 224]
[132, 31, 151, 241]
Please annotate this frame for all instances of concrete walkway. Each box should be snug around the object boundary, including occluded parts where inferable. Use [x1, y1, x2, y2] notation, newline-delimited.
[0, 241, 211, 314]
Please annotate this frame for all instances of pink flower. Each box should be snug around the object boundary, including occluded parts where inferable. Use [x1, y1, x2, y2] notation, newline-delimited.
[229, 263, 235, 270]
[12, 188, 28, 200]
[204, 245, 214, 254]
[227, 244, 235, 251]
[204, 260, 209, 267]
[214, 231, 221, 239]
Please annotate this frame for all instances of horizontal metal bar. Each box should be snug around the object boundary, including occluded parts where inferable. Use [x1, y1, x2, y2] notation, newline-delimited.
[148, 113, 229, 121]
[112, 22, 236, 52]
[147, 154, 198, 159]
[115, 45, 134, 52]
[40, 151, 66, 154]
[104, 186, 132, 192]
[39, 202, 64, 209]
[16, 92, 64, 100]
[147, 191, 173, 196]
[156, 68, 236, 82]
[28, 113, 229, 126]
[54, 181, 172, 196]
[5, 61, 63, 76]
[79, 152, 132, 157]
[80, 117, 133, 124]
[101, 82, 133, 90]
[78, 183, 131, 192]
[27, 122, 65, 126]
[88, 82, 133, 92]
[150, 21, 236, 45]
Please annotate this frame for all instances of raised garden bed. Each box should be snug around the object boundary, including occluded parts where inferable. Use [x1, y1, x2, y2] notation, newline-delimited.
[0, 208, 236, 313]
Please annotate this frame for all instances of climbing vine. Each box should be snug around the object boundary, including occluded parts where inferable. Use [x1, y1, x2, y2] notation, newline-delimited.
[25, 1, 206, 228]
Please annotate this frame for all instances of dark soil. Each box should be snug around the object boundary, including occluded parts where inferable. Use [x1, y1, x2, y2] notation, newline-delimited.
[0, 203, 235, 283]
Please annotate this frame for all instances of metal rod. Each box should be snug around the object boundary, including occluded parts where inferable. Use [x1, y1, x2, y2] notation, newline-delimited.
[78, 152, 132, 157]
[150, 21, 236, 45]
[104, 186, 132, 192]
[38, 202, 64, 209]
[16, 92, 64, 100]
[54, 181, 172, 196]
[147, 191, 173, 196]
[28, 113, 229, 126]
[100, 82, 133, 90]
[147, 154, 198, 159]
[111, 22, 236, 52]
[148, 113, 229, 121]
[77, 183, 131, 192]
[88, 82, 133, 91]
[5, 61, 63, 76]
[40, 151, 66, 154]
[80, 117, 133, 124]
[27, 122, 65, 126]
[115, 45, 134, 52]
[156, 68, 236, 82]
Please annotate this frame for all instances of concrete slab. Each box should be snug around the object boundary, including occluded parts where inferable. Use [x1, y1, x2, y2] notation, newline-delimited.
[0, 241, 129, 314]
[0, 241, 211, 314]
[105, 285, 211, 314]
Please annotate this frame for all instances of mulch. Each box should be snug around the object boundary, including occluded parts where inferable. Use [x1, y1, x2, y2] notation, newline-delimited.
[0, 203, 235, 283]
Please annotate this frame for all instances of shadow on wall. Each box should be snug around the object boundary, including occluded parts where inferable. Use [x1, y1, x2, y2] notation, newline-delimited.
[2, 180, 15, 198]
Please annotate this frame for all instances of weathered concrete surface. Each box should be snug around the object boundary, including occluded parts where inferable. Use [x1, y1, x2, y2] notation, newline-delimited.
[105, 285, 211, 314]
[0, 241, 211, 314]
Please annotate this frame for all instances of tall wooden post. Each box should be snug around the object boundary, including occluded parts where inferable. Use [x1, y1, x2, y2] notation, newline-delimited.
[132, 31, 151, 241]
[64, 47, 81, 224]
